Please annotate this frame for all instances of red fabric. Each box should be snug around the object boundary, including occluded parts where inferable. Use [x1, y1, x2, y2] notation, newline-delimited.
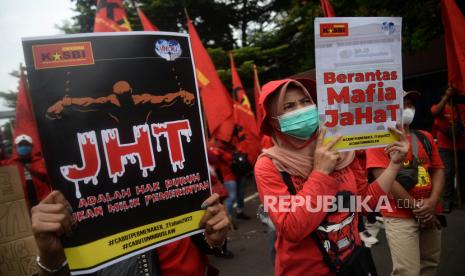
[320, 0, 336, 17]
[2, 154, 51, 204]
[211, 173, 228, 201]
[366, 130, 444, 218]
[156, 238, 207, 276]
[93, 0, 131, 32]
[260, 135, 273, 149]
[216, 147, 235, 182]
[137, 7, 159, 31]
[442, 0, 465, 95]
[233, 103, 261, 163]
[431, 104, 465, 149]
[187, 17, 234, 142]
[14, 68, 42, 158]
[230, 51, 251, 108]
[355, 150, 367, 173]
[253, 65, 263, 126]
[255, 156, 385, 276]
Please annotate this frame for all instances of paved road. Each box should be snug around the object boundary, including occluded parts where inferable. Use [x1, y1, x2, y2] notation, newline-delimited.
[210, 184, 465, 276]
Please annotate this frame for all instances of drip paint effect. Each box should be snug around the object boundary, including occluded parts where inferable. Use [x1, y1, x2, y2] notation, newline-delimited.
[60, 120, 193, 198]
[60, 132, 101, 198]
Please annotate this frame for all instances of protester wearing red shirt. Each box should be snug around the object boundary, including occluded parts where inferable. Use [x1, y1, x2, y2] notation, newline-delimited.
[367, 90, 445, 276]
[431, 86, 465, 212]
[255, 78, 408, 276]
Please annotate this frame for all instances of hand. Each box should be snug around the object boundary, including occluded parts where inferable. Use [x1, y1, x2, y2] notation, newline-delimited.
[385, 126, 409, 164]
[445, 86, 456, 98]
[46, 102, 64, 117]
[313, 128, 342, 175]
[199, 193, 230, 248]
[31, 191, 73, 267]
[413, 198, 435, 218]
[419, 214, 441, 229]
[179, 90, 195, 106]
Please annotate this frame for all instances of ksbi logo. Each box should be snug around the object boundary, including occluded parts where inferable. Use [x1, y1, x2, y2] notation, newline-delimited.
[320, 23, 349, 37]
[155, 39, 182, 61]
[32, 42, 94, 69]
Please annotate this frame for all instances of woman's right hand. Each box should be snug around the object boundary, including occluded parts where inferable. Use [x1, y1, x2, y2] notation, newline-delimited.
[31, 191, 73, 268]
[313, 128, 342, 175]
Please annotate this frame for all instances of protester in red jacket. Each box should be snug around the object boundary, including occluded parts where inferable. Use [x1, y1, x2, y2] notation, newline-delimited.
[2, 134, 51, 208]
[254, 78, 408, 276]
[430, 86, 465, 212]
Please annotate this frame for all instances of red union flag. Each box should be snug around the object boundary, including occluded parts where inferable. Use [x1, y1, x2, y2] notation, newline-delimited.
[94, 0, 132, 32]
[442, 0, 465, 95]
[137, 7, 159, 31]
[233, 103, 260, 163]
[320, 0, 336, 17]
[230, 51, 251, 109]
[187, 16, 234, 141]
[32, 42, 94, 69]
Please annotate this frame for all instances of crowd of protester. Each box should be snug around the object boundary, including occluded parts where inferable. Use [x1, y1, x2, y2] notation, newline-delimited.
[2, 79, 465, 276]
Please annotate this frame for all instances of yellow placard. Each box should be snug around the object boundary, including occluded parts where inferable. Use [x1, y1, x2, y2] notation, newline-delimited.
[324, 130, 398, 150]
[65, 209, 205, 271]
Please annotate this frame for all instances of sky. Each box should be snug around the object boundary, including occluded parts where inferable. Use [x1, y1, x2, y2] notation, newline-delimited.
[0, 0, 77, 111]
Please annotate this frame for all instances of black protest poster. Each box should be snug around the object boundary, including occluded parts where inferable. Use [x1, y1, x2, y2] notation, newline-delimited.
[22, 32, 211, 274]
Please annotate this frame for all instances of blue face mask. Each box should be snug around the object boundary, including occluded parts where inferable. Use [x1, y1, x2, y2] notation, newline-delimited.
[278, 105, 319, 140]
[17, 145, 32, 156]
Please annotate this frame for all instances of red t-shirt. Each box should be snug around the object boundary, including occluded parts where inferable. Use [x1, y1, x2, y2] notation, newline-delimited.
[431, 104, 465, 150]
[157, 238, 207, 276]
[255, 156, 385, 276]
[366, 130, 444, 218]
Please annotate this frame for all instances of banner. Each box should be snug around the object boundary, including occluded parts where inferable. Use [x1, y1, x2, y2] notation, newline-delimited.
[314, 17, 403, 151]
[0, 165, 38, 276]
[22, 32, 211, 274]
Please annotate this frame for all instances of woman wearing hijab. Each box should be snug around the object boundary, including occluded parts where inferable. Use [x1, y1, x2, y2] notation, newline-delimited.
[254, 78, 409, 276]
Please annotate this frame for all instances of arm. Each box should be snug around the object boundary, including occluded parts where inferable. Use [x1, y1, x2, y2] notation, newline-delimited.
[432, 87, 455, 117]
[133, 90, 195, 106]
[255, 158, 339, 243]
[372, 168, 416, 209]
[370, 127, 408, 193]
[31, 191, 72, 276]
[47, 95, 114, 117]
[254, 129, 342, 243]
[199, 193, 230, 248]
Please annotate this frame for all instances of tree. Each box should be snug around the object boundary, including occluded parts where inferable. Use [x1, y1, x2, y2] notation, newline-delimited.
[0, 70, 20, 108]
[59, 0, 446, 91]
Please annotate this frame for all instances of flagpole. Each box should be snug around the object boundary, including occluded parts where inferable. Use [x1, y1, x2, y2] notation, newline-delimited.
[184, 8, 190, 21]
[449, 96, 462, 207]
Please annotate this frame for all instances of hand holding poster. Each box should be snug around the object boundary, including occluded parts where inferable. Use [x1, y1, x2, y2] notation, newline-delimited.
[314, 17, 403, 151]
[22, 32, 211, 274]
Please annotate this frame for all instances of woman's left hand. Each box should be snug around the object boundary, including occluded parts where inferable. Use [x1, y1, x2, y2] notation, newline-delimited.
[385, 126, 409, 164]
[199, 193, 230, 248]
